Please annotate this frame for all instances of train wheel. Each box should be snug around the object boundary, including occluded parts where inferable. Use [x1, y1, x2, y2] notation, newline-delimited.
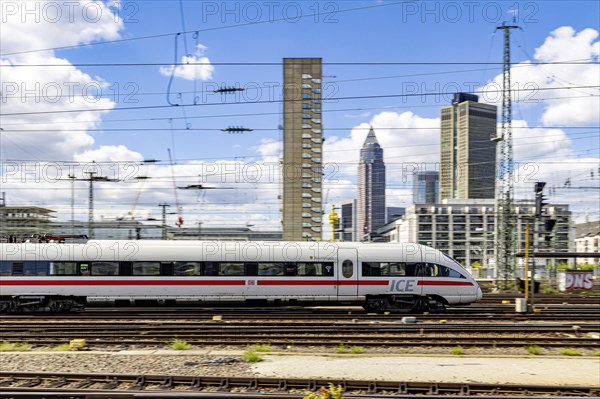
[363, 297, 392, 313]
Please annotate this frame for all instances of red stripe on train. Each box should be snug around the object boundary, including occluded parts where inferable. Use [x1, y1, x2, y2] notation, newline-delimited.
[0, 280, 246, 286]
[0, 280, 388, 286]
[418, 280, 473, 286]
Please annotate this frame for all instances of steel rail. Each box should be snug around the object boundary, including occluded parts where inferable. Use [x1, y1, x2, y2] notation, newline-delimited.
[0, 372, 598, 397]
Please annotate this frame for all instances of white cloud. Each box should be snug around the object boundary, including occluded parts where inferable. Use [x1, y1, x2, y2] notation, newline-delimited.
[480, 26, 600, 126]
[159, 44, 215, 81]
[1, 0, 122, 58]
[0, 1, 125, 162]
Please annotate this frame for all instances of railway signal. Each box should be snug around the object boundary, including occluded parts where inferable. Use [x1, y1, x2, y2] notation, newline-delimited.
[534, 182, 548, 217]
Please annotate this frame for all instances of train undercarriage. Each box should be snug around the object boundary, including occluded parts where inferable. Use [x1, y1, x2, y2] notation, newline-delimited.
[363, 294, 447, 313]
[0, 296, 85, 314]
[1, 294, 447, 314]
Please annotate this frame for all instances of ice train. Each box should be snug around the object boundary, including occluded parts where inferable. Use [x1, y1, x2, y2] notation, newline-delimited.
[0, 240, 482, 313]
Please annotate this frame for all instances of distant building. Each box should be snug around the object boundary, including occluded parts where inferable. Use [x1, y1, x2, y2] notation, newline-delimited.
[575, 221, 600, 265]
[390, 199, 573, 276]
[440, 93, 496, 200]
[387, 207, 405, 223]
[0, 205, 55, 241]
[339, 201, 357, 242]
[356, 127, 386, 240]
[52, 220, 162, 240]
[337, 202, 403, 242]
[282, 58, 323, 241]
[51, 221, 283, 241]
[413, 171, 439, 204]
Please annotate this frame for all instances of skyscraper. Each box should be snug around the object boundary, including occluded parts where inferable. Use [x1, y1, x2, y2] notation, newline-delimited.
[282, 58, 323, 241]
[440, 93, 497, 200]
[357, 127, 386, 240]
[413, 171, 439, 204]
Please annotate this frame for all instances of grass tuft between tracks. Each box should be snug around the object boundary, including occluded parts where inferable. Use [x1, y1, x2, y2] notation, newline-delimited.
[450, 345, 464, 355]
[305, 383, 345, 399]
[559, 347, 582, 356]
[54, 343, 71, 352]
[0, 341, 32, 352]
[242, 350, 263, 362]
[252, 343, 272, 352]
[526, 345, 542, 355]
[170, 339, 193, 350]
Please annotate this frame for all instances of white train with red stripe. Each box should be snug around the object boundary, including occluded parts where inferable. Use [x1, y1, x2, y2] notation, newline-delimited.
[0, 240, 482, 313]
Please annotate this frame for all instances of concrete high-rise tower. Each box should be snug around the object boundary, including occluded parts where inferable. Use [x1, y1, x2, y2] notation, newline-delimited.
[440, 93, 497, 200]
[282, 58, 323, 241]
[357, 127, 386, 240]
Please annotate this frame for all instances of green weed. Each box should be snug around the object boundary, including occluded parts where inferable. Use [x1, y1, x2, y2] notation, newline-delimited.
[559, 347, 581, 356]
[450, 345, 464, 355]
[0, 341, 32, 352]
[170, 339, 192, 350]
[242, 350, 263, 363]
[305, 383, 344, 399]
[526, 345, 542, 355]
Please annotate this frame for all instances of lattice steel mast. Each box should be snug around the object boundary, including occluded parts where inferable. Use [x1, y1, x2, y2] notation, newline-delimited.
[494, 23, 520, 289]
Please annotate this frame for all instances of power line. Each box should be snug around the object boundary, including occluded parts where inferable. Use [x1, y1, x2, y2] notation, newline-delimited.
[2, 126, 598, 133]
[2, 85, 598, 117]
[4, 61, 598, 67]
[0, 1, 411, 57]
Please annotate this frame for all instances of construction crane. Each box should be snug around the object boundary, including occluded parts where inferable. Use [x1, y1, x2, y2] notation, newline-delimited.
[167, 149, 184, 227]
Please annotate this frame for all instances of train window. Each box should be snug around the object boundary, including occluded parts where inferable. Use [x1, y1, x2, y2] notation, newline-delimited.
[362, 262, 420, 277]
[91, 262, 119, 276]
[258, 262, 285, 276]
[12, 262, 24, 276]
[205, 262, 219, 276]
[22, 261, 49, 276]
[0, 261, 11, 276]
[133, 262, 160, 276]
[80, 263, 90, 276]
[342, 260, 353, 278]
[296, 262, 333, 277]
[50, 262, 77, 275]
[285, 264, 297, 276]
[423, 263, 437, 277]
[362, 262, 381, 276]
[383, 262, 406, 276]
[219, 262, 245, 276]
[174, 262, 203, 276]
[427, 263, 465, 279]
[448, 268, 465, 278]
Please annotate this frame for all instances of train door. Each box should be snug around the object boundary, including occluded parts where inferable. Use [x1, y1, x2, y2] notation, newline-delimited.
[337, 248, 359, 297]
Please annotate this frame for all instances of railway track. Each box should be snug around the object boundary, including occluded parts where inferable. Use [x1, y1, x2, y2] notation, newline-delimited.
[1, 319, 598, 348]
[1, 372, 598, 397]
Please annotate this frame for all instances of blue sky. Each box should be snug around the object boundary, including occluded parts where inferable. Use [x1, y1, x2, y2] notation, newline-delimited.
[1, 0, 599, 231]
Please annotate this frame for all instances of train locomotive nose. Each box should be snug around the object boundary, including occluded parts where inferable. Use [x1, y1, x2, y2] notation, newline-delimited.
[476, 285, 483, 301]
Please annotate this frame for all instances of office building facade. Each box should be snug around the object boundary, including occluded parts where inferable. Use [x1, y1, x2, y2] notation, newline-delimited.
[392, 199, 573, 275]
[282, 58, 323, 241]
[356, 127, 386, 240]
[440, 93, 497, 200]
[413, 171, 439, 204]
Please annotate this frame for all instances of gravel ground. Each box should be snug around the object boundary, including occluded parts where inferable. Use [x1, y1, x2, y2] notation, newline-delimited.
[0, 352, 253, 376]
[1, 346, 599, 386]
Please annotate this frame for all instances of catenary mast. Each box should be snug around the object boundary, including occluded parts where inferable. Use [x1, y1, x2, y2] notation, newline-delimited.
[493, 23, 520, 289]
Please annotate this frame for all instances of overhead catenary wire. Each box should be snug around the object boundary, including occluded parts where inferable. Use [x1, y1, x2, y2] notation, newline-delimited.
[0, 1, 415, 57]
[2, 85, 598, 117]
